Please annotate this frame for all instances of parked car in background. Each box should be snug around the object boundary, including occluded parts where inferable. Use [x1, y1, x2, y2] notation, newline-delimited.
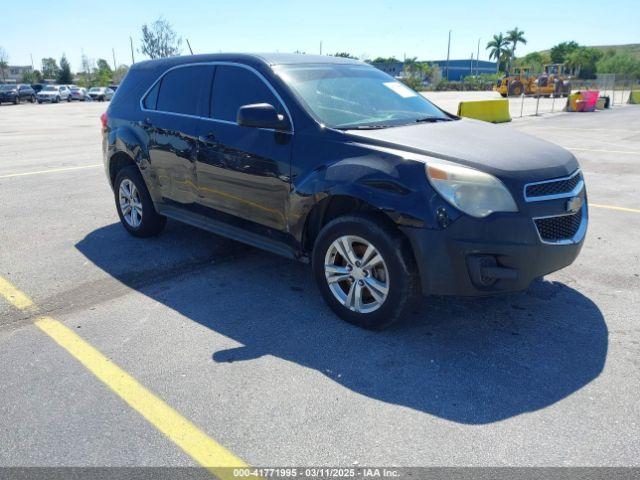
[0, 84, 36, 104]
[109, 84, 119, 92]
[37, 85, 71, 103]
[69, 86, 88, 101]
[88, 87, 114, 101]
[31, 83, 45, 94]
[0, 85, 20, 104]
[102, 53, 588, 329]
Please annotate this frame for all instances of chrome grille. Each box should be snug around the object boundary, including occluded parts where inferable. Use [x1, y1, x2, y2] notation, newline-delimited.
[524, 170, 583, 201]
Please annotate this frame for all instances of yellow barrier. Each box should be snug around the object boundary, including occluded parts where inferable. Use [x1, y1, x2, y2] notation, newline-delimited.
[628, 91, 640, 104]
[457, 99, 511, 123]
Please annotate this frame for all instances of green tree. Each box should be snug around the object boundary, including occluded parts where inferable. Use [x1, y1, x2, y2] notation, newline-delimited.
[505, 27, 527, 69]
[518, 51, 551, 73]
[486, 33, 509, 73]
[371, 56, 400, 64]
[549, 41, 580, 64]
[140, 17, 182, 59]
[41, 57, 60, 80]
[0, 47, 9, 82]
[597, 51, 640, 78]
[21, 69, 41, 84]
[57, 54, 73, 84]
[565, 47, 602, 79]
[113, 64, 130, 84]
[93, 58, 113, 86]
[331, 52, 357, 59]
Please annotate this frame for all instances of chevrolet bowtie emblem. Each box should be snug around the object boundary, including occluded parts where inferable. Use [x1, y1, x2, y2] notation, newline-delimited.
[566, 196, 583, 214]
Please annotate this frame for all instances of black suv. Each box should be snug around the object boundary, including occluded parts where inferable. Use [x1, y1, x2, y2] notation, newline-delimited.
[103, 54, 587, 329]
[0, 84, 36, 104]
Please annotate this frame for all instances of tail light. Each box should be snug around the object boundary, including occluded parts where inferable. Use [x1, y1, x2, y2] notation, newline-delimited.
[100, 112, 108, 132]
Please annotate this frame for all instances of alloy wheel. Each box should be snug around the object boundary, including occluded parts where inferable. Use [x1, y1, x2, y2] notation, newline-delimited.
[118, 179, 143, 228]
[324, 235, 390, 313]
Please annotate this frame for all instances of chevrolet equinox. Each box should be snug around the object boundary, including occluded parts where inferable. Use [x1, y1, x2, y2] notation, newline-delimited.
[102, 53, 587, 329]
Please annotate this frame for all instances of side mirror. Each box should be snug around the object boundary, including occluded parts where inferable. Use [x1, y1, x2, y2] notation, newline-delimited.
[237, 103, 289, 131]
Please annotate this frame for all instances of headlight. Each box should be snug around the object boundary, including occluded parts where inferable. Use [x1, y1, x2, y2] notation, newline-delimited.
[426, 163, 518, 218]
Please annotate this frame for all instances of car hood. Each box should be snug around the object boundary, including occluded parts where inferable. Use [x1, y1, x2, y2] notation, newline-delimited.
[344, 118, 578, 182]
[39, 90, 58, 95]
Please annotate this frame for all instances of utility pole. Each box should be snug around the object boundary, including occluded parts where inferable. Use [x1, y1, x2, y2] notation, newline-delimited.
[319, 41, 323, 56]
[30, 54, 34, 70]
[112, 48, 117, 70]
[476, 38, 480, 76]
[470, 53, 474, 78]
[186, 39, 194, 55]
[130, 36, 135, 64]
[445, 30, 451, 81]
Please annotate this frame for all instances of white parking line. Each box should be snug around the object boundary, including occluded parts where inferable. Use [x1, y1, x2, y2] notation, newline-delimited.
[565, 147, 640, 155]
[0, 164, 102, 179]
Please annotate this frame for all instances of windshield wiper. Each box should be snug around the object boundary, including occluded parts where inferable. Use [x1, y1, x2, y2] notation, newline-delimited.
[337, 124, 393, 130]
[414, 116, 453, 123]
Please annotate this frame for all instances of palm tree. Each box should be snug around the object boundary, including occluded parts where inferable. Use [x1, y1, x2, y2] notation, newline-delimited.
[506, 27, 527, 70]
[486, 34, 508, 73]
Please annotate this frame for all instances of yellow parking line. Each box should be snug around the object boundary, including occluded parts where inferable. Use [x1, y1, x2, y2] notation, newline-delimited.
[0, 164, 102, 179]
[0, 276, 35, 310]
[0, 276, 248, 479]
[590, 203, 640, 213]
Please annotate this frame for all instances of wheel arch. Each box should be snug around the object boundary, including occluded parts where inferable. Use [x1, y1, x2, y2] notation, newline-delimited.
[301, 193, 405, 254]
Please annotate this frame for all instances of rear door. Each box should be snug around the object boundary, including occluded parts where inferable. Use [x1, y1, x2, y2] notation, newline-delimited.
[196, 64, 293, 231]
[142, 65, 212, 207]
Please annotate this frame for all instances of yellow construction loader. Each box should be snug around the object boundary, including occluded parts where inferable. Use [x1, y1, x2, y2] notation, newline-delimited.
[533, 64, 572, 97]
[494, 67, 536, 97]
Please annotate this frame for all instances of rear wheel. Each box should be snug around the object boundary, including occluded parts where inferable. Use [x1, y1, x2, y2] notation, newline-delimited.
[312, 215, 419, 329]
[114, 166, 166, 237]
[30, 95, 36, 103]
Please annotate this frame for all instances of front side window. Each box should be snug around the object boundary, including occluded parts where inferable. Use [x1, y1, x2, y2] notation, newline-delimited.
[276, 64, 451, 129]
[155, 65, 208, 116]
[210, 66, 283, 123]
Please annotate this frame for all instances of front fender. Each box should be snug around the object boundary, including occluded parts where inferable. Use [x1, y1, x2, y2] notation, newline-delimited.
[288, 150, 459, 244]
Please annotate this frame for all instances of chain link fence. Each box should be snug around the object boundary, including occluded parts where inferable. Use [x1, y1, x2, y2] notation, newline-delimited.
[421, 73, 638, 119]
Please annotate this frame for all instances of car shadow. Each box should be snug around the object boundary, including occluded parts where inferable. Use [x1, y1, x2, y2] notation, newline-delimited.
[76, 221, 608, 425]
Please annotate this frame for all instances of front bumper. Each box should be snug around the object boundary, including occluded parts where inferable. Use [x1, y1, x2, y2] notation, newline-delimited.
[401, 193, 588, 296]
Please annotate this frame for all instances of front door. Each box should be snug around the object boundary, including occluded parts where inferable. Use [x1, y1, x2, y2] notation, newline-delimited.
[196, 65, 293, 232]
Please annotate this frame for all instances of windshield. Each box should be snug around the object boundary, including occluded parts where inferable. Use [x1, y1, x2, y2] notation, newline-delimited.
[42, 85, 57, 91]
[89, 88, 101, 92]
[0, 85, 16, 91]
[276, 64, 451, 129]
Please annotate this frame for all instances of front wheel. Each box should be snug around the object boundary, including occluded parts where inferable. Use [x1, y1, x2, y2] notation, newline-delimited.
[312, 215, 419, 329]
[114, 166, 166, 237]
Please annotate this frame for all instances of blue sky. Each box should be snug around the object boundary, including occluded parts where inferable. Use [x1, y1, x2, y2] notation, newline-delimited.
[1, 0, 637, 70]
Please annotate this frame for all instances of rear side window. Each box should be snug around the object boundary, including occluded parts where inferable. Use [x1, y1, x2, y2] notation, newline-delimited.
[154, 65, 209, 116]
[211, 66, 282, 122]
[143, 82, 159, 109]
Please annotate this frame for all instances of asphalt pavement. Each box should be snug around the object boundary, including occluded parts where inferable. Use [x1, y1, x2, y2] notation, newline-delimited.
[0, 98, 638, 470]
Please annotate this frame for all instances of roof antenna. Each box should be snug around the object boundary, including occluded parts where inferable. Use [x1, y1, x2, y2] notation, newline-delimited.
[186, 39, 194, 55]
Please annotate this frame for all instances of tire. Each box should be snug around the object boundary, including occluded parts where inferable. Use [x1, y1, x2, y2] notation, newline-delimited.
[30, 95, 36, 103]
[55, 96, 60, 103]
[114, 166, 166, 237]
[13, 96, 19, 104]
[312, 214, 419, 329]
[37, 100, 42, 104]
[67, 95, 71, 102]
[508, 82, 523, 96]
